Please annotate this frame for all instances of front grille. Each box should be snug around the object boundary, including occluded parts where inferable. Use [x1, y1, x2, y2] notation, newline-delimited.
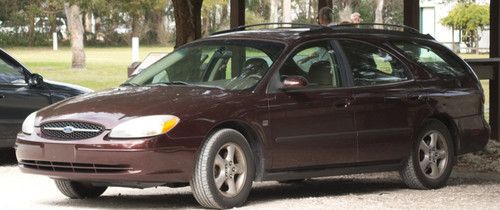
[40, 121, 104, 140]
[19, 160, 131, 173]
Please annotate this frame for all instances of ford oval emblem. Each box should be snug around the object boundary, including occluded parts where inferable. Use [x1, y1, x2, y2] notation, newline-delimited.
[63, 126, 75, 134]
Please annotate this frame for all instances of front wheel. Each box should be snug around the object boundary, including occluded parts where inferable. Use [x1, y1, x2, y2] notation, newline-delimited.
[54, 180, 107, 199]
[400, 120, 454, 189]
[191, 129, 255, 209]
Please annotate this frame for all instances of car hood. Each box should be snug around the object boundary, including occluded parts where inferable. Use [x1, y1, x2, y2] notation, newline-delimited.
[36, 85, 232, 129]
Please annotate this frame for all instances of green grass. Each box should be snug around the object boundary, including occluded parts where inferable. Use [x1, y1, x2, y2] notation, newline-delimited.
[458, 53, 489, 59]
[6, 46, 174, 90]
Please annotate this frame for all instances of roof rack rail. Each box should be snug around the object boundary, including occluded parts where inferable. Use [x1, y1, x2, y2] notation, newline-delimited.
[330, 23, 420, 33]
[211, 22, 328, 35]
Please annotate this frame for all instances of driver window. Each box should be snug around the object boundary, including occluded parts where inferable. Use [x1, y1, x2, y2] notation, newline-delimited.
[0, 58, 25, 85]
[280, 41, 340, 88]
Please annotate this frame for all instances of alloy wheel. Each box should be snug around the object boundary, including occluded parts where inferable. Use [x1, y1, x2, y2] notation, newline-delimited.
[418, 130, 449, 179]
[213, 143, 248, 197]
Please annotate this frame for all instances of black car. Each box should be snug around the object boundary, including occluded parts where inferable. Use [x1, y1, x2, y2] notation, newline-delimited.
[0, 48, 92, 148]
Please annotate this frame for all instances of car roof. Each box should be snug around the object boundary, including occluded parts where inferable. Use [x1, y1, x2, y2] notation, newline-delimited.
[210, 29, 310, 43]
[208, 23, 435, 44]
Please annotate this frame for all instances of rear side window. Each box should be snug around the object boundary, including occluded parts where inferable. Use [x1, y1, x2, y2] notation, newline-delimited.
[338, 40, 409, 87]
[391, 41, 467, 77]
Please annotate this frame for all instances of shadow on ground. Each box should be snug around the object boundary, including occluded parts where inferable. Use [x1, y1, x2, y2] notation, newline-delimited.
[0, 148, 17, 166]
[40, 171, 500, 209]
[42, 178, 404, 209]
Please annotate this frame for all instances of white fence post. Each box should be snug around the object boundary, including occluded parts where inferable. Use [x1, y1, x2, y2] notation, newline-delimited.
[52, 32, 58, 51]
[132, 37, 140, 62]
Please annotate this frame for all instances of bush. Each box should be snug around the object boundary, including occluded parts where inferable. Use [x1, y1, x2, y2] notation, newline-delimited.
[0, 32, 52, 47]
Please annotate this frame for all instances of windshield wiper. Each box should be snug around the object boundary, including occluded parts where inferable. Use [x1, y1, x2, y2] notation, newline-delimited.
[121, 82, 139, 87]
[148, 81, 226, 90]
[151, 81, 191, 86]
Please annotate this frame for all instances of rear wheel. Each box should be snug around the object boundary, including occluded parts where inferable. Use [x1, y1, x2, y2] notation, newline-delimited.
[400, 120, 454, 189]
[191, 129, 255, 209]
[54, 180, 107, 199]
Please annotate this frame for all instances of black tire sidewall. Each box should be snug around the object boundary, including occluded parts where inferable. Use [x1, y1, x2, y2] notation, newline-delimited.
[412, 120, 454, 189]
[202, 129, 255, 208]
[54, 179, 107, 199]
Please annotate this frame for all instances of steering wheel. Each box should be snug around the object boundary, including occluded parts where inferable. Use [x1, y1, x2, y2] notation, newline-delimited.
[230, 74, 262, 90]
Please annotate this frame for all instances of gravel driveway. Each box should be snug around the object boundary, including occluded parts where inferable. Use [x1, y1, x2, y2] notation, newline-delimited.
[1, 149, 499, 210]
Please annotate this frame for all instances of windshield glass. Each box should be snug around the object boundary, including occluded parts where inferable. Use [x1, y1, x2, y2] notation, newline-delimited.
[125, 40, 285, 90]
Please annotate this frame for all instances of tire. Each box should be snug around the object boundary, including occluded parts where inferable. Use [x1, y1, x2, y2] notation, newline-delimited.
[54, 180, 107, 199]
[399, 120, 454, 189]
[191, 129, 255, 209]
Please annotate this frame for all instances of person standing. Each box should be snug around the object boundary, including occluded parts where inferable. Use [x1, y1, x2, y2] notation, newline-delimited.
[351, 12, 363, 24]
[317, 7, 335, 26]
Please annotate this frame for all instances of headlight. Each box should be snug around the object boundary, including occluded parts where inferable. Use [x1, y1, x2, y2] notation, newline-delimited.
[22, 112, 37, 135]
[109, 115, 180, 139]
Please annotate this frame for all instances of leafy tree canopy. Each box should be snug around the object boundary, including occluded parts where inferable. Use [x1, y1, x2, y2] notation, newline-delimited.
[441, 3, 489, 32]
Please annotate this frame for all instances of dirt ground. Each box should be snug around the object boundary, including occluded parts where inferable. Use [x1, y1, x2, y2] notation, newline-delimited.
[1, 148, 499, 210]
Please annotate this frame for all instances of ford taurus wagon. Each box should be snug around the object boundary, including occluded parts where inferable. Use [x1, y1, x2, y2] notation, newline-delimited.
[16, 23, 489, 209]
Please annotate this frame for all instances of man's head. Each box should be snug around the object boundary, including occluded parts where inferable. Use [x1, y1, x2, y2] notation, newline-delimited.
[318, 7, 333, 26]
[351, 12, 362, 24]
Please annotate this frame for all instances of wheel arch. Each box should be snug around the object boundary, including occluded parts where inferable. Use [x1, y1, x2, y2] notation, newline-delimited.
[208, 120, 266, 181]
[424, 113, 460, 156]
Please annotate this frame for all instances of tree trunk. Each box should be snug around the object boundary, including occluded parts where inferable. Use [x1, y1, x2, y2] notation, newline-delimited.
[131, 16, 143, 38]
[172, 0, 203, 48]
[221, 4, 228, 23]
[270, 0, 279, 22]
[201, 8, 210, 37]
[283, 0, 291, 22]
[307, 0, 312, 21]
[474, 30, 480, 54]
[64, 3, 86, 69]
[48, 13, 58, 34]
[211, 8, 216, 31]
[152, 10, 168, 44]
[84, 13, 93, 33]
[28, 13, 36, 47]
[375, 0, 385, 24]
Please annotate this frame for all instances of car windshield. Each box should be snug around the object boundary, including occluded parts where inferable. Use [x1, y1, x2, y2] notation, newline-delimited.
[125, 40, 285, 90]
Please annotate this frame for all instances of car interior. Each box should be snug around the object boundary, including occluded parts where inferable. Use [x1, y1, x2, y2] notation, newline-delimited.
[280, 44, 340, 88]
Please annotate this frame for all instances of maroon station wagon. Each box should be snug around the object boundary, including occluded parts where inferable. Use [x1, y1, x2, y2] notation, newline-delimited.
[16, 23, 489, 209]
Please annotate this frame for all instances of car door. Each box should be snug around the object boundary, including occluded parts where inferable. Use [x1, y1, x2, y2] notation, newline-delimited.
[0, 54, 52, 143]
[337, 39, 423, 163]
[268, 40, 356, 170]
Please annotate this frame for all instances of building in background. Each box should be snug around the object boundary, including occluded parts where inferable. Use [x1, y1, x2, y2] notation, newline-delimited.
[420, 0, 490, 53]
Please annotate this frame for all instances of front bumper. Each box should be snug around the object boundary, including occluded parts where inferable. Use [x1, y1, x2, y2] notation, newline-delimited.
[15, 129, 202, 185]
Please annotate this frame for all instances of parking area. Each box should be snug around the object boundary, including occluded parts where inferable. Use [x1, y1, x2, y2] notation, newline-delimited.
[1, 149, 499, 210]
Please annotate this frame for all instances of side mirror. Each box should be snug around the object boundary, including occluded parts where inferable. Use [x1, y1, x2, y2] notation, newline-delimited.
[281, 76, 308, 90]
[128, 61, 142, 78]
[28, 73, 44, 87]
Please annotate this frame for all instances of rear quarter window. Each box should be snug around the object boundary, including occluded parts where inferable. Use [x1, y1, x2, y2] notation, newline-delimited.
[339, 40, 410, 87]
[391, 41, 468, 78]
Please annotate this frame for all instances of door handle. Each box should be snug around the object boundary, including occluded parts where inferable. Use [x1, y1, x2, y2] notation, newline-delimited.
[407, 95, 423, 102]
[384, 96, 403, 102]
[335, 98, 352, 109]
